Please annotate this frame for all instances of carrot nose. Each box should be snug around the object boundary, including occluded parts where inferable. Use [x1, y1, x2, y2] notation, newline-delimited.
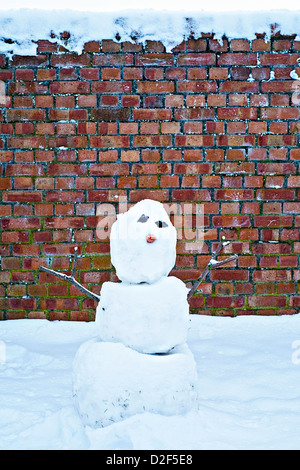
[146, 234, 156, 243]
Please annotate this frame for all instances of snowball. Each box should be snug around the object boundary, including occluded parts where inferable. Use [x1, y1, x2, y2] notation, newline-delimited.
[72, 340, 198, 428]
[95, 276, 190, 354]
[110, 199, 177, 284]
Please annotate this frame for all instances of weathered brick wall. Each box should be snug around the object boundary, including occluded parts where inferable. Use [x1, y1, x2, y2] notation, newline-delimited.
[0, 34, 300, 320]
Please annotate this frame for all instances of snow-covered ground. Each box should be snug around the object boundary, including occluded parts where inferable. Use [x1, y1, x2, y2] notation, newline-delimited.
[0, 314, 300, 450]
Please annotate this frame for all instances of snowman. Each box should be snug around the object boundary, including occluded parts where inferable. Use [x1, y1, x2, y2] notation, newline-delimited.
[72, 199, 198, 427]
[40, 199, 235, 428]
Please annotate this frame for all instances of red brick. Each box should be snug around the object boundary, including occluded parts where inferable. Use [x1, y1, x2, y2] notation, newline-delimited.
[133, 135, 172, 147]
[6, 109, 45, 122]
[260, 53, 299, 65]
[129, 189, 169, 202]
[0, 124, 13, 135]
[120, 150, 140, 162]
[1, 217, 41, 230]
[92, 81, 131, 93]
[175, 108, 215, 120]
[93, 53, 133, 66]
[50, 81, 90, 93]
[217, 135, 255, 147]
[136, 81, 174, 93]
[47, 163, 86, 176]
[254, 216, 293, 227]
[261, 107, 299, 119]
[172, 189, 211, 201]
[220, 81, 259, 93]
[211, 270, 249, 281]
[9, 81, 48, 94]
[136, 54, 174, 66]
[209, 39, 229, 52]
[218, 53, 257, 65]
[258, 188, 295, 200]
[252, 39, 271, 51]
[183, 122, 203, 134]
[15, 69, 34, 81]
[248, 296, 287, 308]
[231, 39, 250, 51]
[50, 53, 90, 67]
[45, 191, 84, 203]
[90, 136, 130, 148]
[91, 108, 131, 122]
[207, 296, 245, 308]
[79, 95, 97, 107]
[174, 163, 212, 174]
[121, 95, 140, 107]
[212, 215, 251, 227]
[215, 189, 253, 200]
[261, 80, 293, 92]
[90, 163, 129, 176]
[257, 162, 296, 175]
[166, 68, 186, 79]
[217, 107, 257, 119]
[177, 53, 216, 65]
[177, 80, 217, 93]
[290, 149, 300, 160]
[175, 135, 214, 147]
[160, 175, 180, 187]
[80, 68, 99, 80]
[133, 109, 172, 120]
[202, 176, 221, 187]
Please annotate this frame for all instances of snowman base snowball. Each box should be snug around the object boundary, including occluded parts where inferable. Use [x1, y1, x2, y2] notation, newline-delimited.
[72, 340, 198, 428]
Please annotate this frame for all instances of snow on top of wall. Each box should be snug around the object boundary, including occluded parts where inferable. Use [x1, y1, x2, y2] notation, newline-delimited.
[0, 8, 300, 55]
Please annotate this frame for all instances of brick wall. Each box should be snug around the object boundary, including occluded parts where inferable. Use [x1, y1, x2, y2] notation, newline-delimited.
[0, 33, 300, 320]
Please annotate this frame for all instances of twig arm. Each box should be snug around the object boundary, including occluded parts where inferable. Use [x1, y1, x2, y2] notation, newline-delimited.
[40, 248, 100, 303]
[187, 238, 238, 301]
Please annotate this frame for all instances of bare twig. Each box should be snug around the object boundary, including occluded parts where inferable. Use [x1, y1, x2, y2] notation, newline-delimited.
[187, 237, 238, 301]
[40, 248, 100, 303]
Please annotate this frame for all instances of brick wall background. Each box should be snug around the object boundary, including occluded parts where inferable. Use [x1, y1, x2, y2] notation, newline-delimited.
[0, 33, 300, 320]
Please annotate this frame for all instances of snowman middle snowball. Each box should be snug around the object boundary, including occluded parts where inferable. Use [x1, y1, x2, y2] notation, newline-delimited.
[95, 199, 190, 354]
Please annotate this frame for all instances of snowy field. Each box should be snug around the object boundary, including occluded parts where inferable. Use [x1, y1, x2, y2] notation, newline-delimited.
[0, 314, 300, 450]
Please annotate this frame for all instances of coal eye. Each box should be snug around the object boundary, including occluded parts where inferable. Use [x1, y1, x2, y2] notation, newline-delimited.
[138, 214, 149, 223]
[155, 220, 168, 228]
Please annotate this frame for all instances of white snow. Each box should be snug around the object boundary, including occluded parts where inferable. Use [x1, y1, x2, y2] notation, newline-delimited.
[0, 7, 300, 55]
[290, 70, 300, 80]
[95, 276, 190, 354]
[1, 314, 300, 450]
[73, 340, 198, 428]
[2, 0, 300, 12]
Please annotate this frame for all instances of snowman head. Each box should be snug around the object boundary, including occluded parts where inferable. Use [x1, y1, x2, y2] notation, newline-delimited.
[110, 199, 177, 284]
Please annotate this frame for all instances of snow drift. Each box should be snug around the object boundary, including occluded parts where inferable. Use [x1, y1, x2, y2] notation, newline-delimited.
[0, 8, 300, 55]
